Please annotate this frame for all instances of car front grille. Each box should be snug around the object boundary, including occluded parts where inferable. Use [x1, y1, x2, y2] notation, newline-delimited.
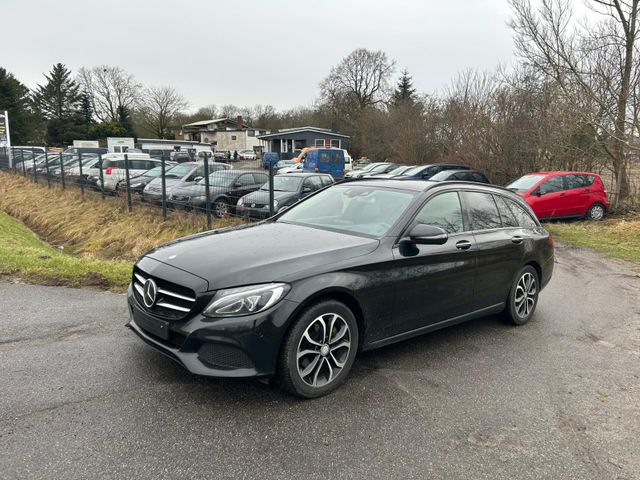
[132, 267, 196, 320]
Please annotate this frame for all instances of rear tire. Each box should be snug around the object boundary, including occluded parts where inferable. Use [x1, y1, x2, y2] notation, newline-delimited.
[586, 203, 605, 221]
[504, 266, 539, 326]
[277, 300, 358, 398]
[213, 198, 229, 218]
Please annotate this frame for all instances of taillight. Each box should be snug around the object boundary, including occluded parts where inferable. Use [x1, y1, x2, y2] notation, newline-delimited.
[315, 167, 319, 173]
[105, 167, 114, 175]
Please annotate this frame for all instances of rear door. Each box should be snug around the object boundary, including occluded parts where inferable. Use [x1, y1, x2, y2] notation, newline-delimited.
[391, 191, 477, 334]
[461, 191, 524, 310]
[564, 174, 597, 216]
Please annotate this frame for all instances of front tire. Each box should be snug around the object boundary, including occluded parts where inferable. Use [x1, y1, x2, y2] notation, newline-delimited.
[586, 203, 605, 221]
[213, 198, 229, 218]
[504, 266, 539, 325]
[277, 300, 358, 398]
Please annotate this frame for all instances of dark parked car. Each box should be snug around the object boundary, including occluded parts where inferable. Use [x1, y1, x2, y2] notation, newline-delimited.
[168, 169, 268, 216]
[236, 173, 334, 218]
[143, 161, 231, 203]
[399, 163, 470, 180]
[115, 163, 178, 194]
[127, 179, 554, 398]
[428, 169, 491, 184]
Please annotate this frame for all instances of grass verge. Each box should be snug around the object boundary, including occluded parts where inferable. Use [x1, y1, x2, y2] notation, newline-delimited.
[545, 215, 640, 263]
[0, 211, 132, 290]
[0, 171, 239, 261]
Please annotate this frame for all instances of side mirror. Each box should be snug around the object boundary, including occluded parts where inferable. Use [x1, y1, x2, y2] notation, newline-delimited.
[534, 188, 542, 196]
[302, 186, 312, 194]
[193, 176, 203, 183]
[408, 224, 448, 245]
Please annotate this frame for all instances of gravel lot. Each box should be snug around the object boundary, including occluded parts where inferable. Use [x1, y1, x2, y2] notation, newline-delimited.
[1, 245, 638, 480]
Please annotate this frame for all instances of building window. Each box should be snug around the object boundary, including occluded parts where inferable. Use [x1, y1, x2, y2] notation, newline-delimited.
[330, 139, 340, 148]
[248, 130, 255, 137]
[231, 135, 237, 140]
[314, 139, 325, 147]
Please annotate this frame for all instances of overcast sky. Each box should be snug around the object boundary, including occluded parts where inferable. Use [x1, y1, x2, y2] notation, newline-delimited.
[5, 0, 522, 112]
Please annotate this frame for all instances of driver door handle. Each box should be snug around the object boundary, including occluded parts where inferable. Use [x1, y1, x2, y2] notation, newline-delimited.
[512, 236, 524, 244]
[456, 240, 472, 250]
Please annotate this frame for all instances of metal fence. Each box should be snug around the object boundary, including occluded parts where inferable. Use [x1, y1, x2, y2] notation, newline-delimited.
[0, 146, 279, 228]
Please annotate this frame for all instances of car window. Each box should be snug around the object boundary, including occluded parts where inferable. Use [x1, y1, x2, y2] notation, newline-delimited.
[494, 195, 519, 228]
[254, 173, 268, 184]
[472, 172, 488, 183]
[504, 197, 538, 228]
[320, 175, 333, 187]
[412, 192, 464, 234]
[565, 174, 595, 189]
[332, 153, 342, 164]
[424, 166, 439, 178]
[303, 176, 323, 192]
[538, 176, 564, 194]
[237, 174, 255, 186]
[464, 191, 502, 230]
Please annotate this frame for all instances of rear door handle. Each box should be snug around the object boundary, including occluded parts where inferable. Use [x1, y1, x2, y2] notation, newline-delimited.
[512, 236, 524, 244]
[456, 240, 472, 250]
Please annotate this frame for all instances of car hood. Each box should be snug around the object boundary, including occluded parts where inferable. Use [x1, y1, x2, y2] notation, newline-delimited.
[146, 177, 184, 190]
[145, 222, 379, 290]
[169, 184, 227, 196]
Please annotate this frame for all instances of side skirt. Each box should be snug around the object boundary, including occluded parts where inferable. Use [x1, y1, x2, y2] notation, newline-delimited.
[362, 303, 505, 351]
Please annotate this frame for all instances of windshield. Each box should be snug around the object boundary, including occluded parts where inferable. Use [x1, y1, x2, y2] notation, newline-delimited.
[260, 176, 302, 192]
[507, 174, 546, 192]
[388, 166, 410, 175]
[200, 172, 236, 187]
[144, 166, 164, 177]
[402, 165, 427, 176]
[278, 184, 416, 237]
[369, 163, 393, 174]
[165, 163, 195, 179]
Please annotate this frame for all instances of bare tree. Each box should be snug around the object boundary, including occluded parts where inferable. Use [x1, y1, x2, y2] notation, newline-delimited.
[78, 66, 141, 123]
[320, 48, 395, 112]
[509, 0, 640, 205]
[137, 86, 188, 139]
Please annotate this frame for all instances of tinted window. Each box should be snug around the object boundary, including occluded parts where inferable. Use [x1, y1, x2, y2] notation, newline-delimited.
[303, 176, 323, 192]
[504, 198, 538, 228]
[254, 173, 268, 184]
[472, 172, 489, 183]
[538, 176, 564, 194]
[565, 174, 595, 189]
[332, 153, 342, 164]
[465, 191, 502, 230]
[494, 195, 519, 227]
[413, 192, 464, 234]
[320, 175, 333, 187]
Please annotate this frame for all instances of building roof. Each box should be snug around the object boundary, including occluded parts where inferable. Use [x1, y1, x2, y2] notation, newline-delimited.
[257, 126, 350, 140]
[182, 118, 231, 128]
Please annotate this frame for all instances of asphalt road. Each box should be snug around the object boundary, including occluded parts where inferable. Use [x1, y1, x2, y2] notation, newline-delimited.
[1, 245, 639, 480]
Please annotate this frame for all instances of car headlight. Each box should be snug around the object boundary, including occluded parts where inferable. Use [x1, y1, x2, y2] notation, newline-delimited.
[273, 199, 279, 210]
[130, 182, 142, 188]
[237, 198, 244, 206]
[203, 283, 290, 317]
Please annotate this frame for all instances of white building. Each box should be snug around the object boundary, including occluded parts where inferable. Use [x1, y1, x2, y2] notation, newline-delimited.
[181, 117, 270, 153]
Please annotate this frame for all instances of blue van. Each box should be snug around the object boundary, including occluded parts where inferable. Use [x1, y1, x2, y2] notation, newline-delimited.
[303, 148, 345, 179]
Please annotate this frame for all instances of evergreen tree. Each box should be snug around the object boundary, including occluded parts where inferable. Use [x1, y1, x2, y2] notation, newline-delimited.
[0, 68, 37, 144]
[117, 105, 136, 138]
[79, 93, 93, 125]
[392, 69, 417, 106]
[33, 63, 81, 120]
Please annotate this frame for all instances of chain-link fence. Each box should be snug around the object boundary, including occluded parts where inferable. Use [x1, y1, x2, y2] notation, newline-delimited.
[0, 147, 295, 228]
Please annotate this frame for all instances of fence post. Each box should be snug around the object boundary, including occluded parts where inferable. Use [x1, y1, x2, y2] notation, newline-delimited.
[124, 153, 132, 212]
[44, 150, 50, 188]
[31, 148, 37, 183]
[268, 159, 275, 217]
[59, 152, 66, 189]
[98, 153, 105, 200]
[11, 147, 16, 173]
[78, 152, 84, 195]
[21, 149, 26, 176]
[161, 156, 167, 221]
[203, 160, 212, 229]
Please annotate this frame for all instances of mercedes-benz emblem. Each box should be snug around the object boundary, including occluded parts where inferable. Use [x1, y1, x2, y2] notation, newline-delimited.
[143, 279, 157, 308]
[251, 203, 256, 208]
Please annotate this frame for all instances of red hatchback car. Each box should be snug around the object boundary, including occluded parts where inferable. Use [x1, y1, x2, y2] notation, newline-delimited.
[507, 171, 609, 221]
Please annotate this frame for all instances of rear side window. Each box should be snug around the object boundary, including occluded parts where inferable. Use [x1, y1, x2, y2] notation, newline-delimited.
[472, 172, 489, 183]
[504, 197, 538, 228]
[320, 175, 333, 187]
[303, 176, 323, 191]
[464, 191, 502, 230]
[494, 195, 519, 227]
[413, 192, 464, 234]
[237, 174, 255, 186]
[565, 174, 595, 189]
[254, 173, 268, 184]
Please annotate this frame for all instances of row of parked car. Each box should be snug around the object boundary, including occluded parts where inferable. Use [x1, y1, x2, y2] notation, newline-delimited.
[337, 161, 610, 221]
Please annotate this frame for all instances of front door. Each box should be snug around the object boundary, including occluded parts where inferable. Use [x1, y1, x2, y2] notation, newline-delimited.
[391, 191, 476, 335]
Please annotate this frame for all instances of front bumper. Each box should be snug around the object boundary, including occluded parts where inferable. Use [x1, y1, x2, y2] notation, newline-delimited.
[126, 284, 299, 378]
[235, 205, 273, 219]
